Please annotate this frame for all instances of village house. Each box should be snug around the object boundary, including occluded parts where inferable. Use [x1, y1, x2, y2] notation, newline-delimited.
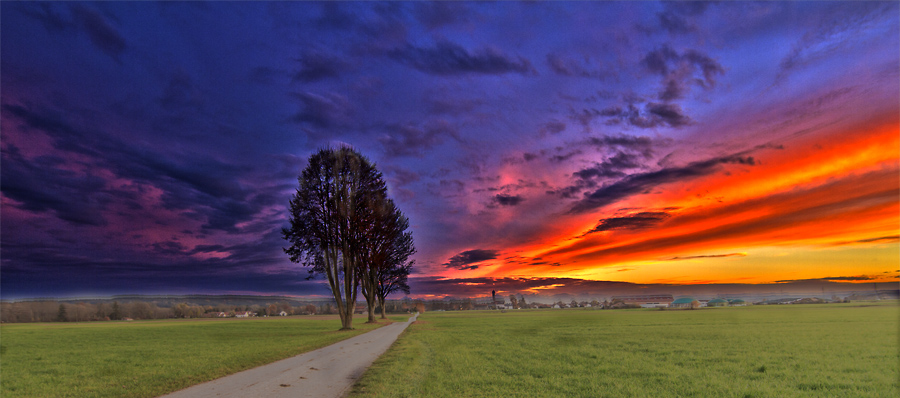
[612, 294, 675, 308]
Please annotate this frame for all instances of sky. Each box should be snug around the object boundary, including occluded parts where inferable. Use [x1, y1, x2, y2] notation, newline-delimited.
[2, 1, 898, 300]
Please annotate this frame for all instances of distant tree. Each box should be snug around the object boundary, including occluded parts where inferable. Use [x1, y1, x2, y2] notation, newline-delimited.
[305, 304, 317, 315]
[570, 299, 578, 308]
[56, 304, 67, 322]
[110, 301, 121, 320]
[277, 302, 293, 315]
[283, 147, 389, 330]
[131, 302, 153, 319]
[509, 295, 518, 309]
[174, 303, 188, 318]
[590, 300, 600, 308]
[519, 295, 527, 309]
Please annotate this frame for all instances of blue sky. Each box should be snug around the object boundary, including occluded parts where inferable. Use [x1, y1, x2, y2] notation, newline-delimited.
[2, 1, 898, 299]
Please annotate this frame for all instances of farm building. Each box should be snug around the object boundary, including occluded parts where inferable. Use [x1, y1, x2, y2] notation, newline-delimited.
[611, 294, 674, 308]
[707, 298, 728, 307]
[670, 297, 696, 308]
[728, 299, 747, 306]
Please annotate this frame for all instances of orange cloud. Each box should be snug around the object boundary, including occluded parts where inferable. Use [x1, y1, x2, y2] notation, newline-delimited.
[481, 117, 899, 284]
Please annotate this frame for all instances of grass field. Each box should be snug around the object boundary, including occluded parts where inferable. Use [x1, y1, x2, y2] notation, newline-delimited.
[0, 314, 409, 398]
[350, 303, 900, 397]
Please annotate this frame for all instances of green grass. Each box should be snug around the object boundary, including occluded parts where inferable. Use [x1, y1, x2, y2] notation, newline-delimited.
[1, 314, 410, 398]
[350, 303, 900, 398]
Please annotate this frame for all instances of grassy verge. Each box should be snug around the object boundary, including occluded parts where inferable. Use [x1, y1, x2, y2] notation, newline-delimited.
[1, 313, 410, 398]
[350, 303, 899, 397]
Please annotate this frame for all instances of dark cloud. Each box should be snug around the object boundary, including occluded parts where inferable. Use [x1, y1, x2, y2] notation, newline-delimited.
[829, 235, 900, 246]
[413, 1, 471, 30]
[492, 194, 524, 207]
[158, 69, 203, 112]
[293, 49, 349, 82]
[646, 102, 692, 127]
[315, 2, 357, 30]
[1, 146, 109, 226]
[1, 104, 271, 234]
[594, 102, 693, 128]
[549, 150, 582, 163]
[657, 12, 696, 35]
[71, 4, 126, 59]
[546, 53, 612, 80]
[568, 151, 758, 214]
[383, 165, 421, 187]
[388, 40, 536, 76]
[586, 211, 671, 235]
[586, 134, 659, 158]
[378, 119, 461, 157]
[655, 1, 711, 35]
[290, 91, 353, 129]
[641, 45, 724, 101]
[14, 3, 127, 61]
[551, 149, 649, 199]
[15, 2, 71, 32]
[444, 249, 500, 270]
[664, 253, 747, 261]
[540, 120, 567, 136]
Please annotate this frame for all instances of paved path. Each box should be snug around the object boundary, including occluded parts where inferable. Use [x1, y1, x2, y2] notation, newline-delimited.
[159, 314, 418, 398]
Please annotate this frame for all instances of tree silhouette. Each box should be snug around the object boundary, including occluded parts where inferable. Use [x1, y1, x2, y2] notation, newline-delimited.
[283, 147, 389, 330]
[56, 304, 67, 322]
[357, 199, 414, 322]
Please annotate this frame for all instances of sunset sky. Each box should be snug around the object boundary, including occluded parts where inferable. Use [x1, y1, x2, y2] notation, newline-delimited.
[2, 1, 898, 300]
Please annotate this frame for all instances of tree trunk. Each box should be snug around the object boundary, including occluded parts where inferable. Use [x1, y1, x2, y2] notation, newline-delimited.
[366, 301, 376, 323]
[379, 296, 387, 319]
[339, 301, 355, 329]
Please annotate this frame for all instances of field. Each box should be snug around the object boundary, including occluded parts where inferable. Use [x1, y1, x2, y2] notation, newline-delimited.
[0, 314, 408, 398]
[351, 303, 900, 397]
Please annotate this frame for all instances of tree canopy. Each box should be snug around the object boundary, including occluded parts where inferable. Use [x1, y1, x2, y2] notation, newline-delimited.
[282, 147, 413, 329]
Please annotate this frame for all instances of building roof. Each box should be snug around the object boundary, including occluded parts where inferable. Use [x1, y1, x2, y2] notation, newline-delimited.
[671, 297, 695, 304]
[708, 298, 728, 304]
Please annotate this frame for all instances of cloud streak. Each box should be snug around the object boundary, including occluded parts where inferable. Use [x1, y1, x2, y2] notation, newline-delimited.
[389, 40, 535, 76]
[444, 249, 500, 271]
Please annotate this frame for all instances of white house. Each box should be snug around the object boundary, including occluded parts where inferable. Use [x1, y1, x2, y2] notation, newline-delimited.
[278, 311, 288, 316]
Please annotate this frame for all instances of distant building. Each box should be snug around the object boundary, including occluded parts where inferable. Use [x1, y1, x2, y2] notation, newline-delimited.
[278, 311, 288, 316]
[670, 297, 696, 308]
[707, 298, 728, 307]
[612, 294, 674, 308]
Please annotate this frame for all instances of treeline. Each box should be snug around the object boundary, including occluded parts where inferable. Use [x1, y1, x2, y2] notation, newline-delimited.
[0, 299, 420, 323]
